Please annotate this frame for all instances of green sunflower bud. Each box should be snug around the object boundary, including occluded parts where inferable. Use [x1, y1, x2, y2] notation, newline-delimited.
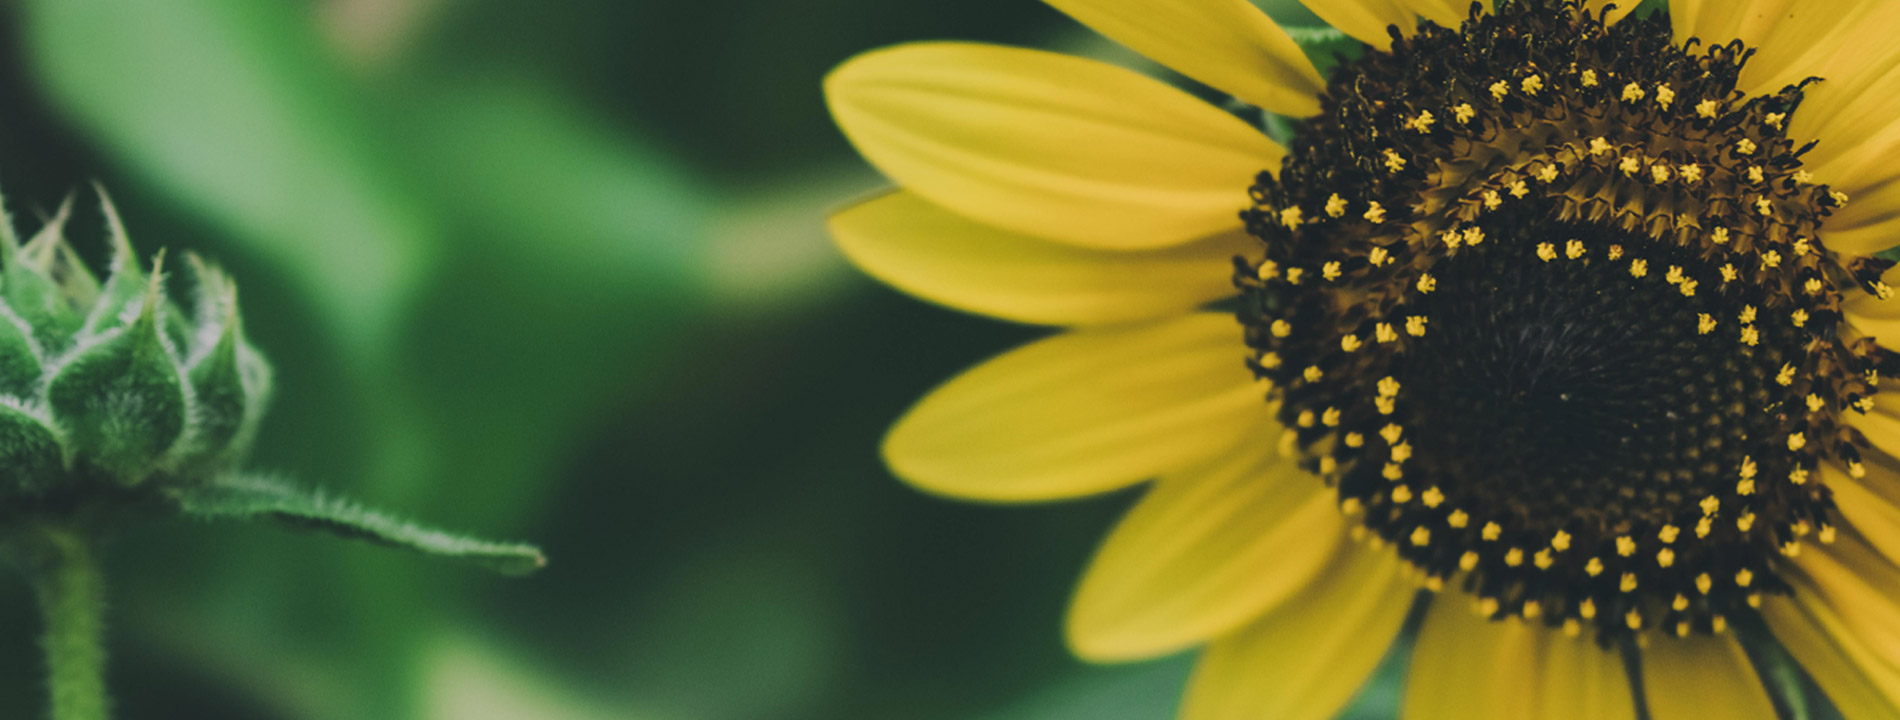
[0, 185, 539, 720]
[0, 189, 539, 575]
[0, 195, 258, 491]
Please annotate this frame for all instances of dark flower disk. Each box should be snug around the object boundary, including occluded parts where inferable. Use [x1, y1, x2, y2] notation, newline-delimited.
[1239, 0, 1896, 641]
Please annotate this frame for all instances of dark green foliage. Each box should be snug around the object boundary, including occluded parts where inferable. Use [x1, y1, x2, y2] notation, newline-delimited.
[1284, 25, 1364, 78]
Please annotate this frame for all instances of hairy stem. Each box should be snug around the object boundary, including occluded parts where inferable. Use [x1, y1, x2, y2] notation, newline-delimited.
[28, 525, 110, 720]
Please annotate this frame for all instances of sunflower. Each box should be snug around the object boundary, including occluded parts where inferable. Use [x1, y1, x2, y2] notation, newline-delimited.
[825, 0, 1900, 716]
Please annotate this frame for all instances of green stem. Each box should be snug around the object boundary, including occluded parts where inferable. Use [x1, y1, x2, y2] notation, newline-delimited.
[27, 526, 110, 720]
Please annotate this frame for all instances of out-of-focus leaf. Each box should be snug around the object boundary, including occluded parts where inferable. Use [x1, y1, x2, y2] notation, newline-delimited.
[22, 0, 436, 362]
[169, 473, 547, 575]
[980, 657, 1191, 720]
[615, 543, 842, 720]
[423, 635, 659, 720]
[367, 69, 721, 523]
[381, 73, 709, 291]
[701, 170, 870, 309]
[1283, 25, 1363, 77]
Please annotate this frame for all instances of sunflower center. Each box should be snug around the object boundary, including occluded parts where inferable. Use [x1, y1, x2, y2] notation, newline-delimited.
[1235, 0, 1896, 640]
[1404, 222, 1768, 510]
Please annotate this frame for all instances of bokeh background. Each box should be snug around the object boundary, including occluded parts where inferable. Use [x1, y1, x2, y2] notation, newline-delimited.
[0, 0, 1429, 718]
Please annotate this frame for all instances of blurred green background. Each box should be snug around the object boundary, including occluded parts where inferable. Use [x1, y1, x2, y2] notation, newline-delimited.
[0, 0, 1367, 718]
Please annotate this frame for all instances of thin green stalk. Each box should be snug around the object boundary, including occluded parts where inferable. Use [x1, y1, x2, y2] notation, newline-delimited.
[28, 525, 110, 720]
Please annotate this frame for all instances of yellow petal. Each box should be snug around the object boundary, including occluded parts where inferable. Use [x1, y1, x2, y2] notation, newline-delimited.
[830, 191, 1245, 326]
[1845, 288, 1900, 328]
[1669, 0, 1798, 57]
[1847, 405, 1900, 464]
[1821, 188, 1900, 258]
[1774, 535, 1900, 715]
[1668, 0, 1702, 41]
[1668, 0, 1900, 257]
[1733, 1, 1900, 256]
[1719, 2, 1900, 179]
[1764, 578, 1900, 720]
[1043, 0, 1323, 117]
[1822, 462, 1900, 568]
[1178, 543, 1412, 720]
[1845, 295, 1900, 356]
[1643, 635, 1776, 720]
[1297, 0, 1413, 49]
[826, 42, 1283, 251]
[1067, 442, 1339, 661]
[1843, 295, 1900, 364]
[1799, 531, 1900, 646]
[1537, 632, 1638, 720]
[884, 313, 1267, 502]
[1406, 603, 1541, 718]
[1405, 599, 1634, 720]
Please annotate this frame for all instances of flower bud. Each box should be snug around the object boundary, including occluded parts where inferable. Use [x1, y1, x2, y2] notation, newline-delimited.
[1, 193, 269, 492]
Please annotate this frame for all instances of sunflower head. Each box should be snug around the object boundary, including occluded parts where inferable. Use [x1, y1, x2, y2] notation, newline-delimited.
[828, 0, 1900, 714]
[1238, 0, 1893, 641]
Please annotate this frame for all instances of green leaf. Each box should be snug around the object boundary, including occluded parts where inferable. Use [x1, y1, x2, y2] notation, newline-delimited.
[371, 73, 711, 523]
[44, 271, 187, 484]
[21, 0, 436, 365]
[169, 473, 546, 576]
[1736, 614, 1845, 720]
[980, 657, 1191, 720]
[1283, 25, 1363, 78]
